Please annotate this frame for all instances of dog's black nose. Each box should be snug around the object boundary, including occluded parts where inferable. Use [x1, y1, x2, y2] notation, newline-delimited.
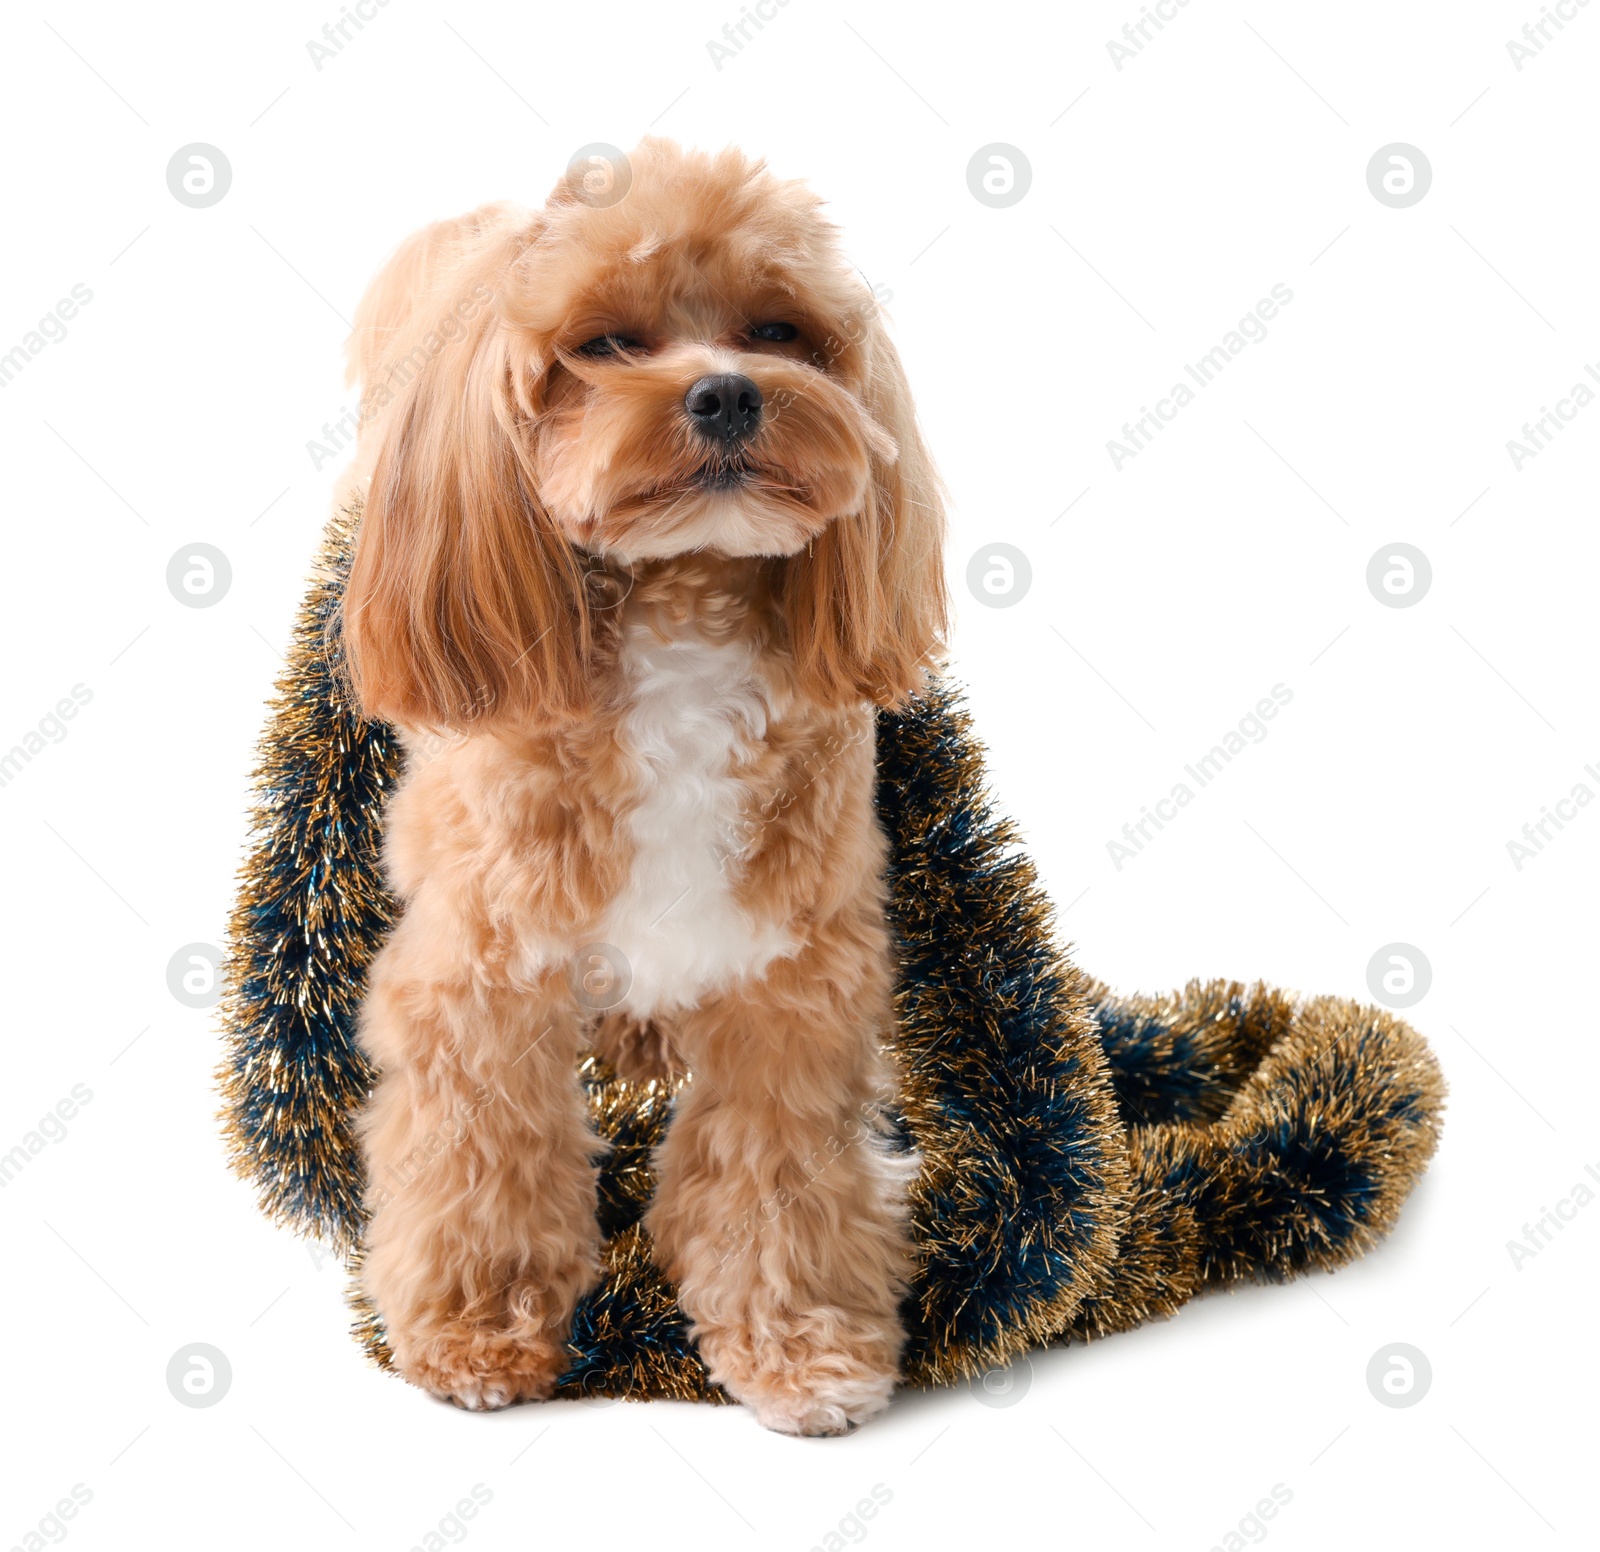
[685, 373, 762, 445]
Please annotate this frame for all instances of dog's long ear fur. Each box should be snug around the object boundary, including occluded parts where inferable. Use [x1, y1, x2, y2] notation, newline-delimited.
[779, 314, 949, 708]
[343, 202, 526, 400]
[339, 217, 592, 731]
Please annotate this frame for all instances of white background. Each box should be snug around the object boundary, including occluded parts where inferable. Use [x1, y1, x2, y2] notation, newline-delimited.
[2, 2, 1595, 1548]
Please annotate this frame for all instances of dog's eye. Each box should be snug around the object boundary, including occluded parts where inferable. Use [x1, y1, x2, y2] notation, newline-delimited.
[749, 322, 797, 343]
[574, 334, 644, 358]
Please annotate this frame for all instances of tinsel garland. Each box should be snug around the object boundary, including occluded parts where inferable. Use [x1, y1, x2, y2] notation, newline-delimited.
[219, 504, 1445, 1399]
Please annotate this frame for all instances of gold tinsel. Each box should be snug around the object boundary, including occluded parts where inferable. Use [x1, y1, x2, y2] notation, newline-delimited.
[220, 504, 1446, 1400]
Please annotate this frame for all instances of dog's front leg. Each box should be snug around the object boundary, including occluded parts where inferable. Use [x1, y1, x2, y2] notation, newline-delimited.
[357, 922, 600, 1410]
[647, 919, 914, 1435]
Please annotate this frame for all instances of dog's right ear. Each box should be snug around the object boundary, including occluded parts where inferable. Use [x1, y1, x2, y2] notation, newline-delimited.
[339, 218, 592, 731]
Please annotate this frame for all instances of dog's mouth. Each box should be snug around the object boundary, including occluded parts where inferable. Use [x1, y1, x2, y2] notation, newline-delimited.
[591, 457, 821, 555]
[583, 455, 829, 559]
[693, 459, 753, 491]
[618, 460, 766, 514]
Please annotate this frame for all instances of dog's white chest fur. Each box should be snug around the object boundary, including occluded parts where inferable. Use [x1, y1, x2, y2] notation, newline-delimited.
[598, 614, 794, 1015]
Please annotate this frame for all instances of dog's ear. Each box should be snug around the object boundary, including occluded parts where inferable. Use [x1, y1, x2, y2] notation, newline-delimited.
[339, 223, 592, 731]
[779, 307, 949, 708]
[343, 202, 527, 398]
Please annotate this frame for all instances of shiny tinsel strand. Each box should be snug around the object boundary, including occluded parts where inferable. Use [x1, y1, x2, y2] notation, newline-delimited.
[222, 504, 1446, 1400]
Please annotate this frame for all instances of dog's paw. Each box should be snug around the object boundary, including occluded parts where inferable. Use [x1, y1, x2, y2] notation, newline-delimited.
[401, 1327, 567, 1412]
[587, 1012, 687, 1085]
[744, 1369, 895, 1437]
[699, 1326, 899, 1436]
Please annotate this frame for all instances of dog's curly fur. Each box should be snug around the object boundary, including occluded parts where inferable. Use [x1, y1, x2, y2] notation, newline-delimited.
[337, 140, 948, 1434]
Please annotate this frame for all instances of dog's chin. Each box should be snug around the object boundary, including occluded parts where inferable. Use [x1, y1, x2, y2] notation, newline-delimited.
[579, 481, 833, 562]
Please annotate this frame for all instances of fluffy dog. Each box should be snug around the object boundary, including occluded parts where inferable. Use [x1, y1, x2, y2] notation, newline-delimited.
[338, 139, 948, 1435]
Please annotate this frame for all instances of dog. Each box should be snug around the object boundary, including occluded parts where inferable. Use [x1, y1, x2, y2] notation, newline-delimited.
[337, 139, 948, 1435]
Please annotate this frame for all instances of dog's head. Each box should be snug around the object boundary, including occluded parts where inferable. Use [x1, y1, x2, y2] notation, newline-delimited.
[340, 138, 947, 729]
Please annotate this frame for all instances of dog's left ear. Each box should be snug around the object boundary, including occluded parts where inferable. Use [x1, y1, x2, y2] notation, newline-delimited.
[779, 307, 949, 708]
